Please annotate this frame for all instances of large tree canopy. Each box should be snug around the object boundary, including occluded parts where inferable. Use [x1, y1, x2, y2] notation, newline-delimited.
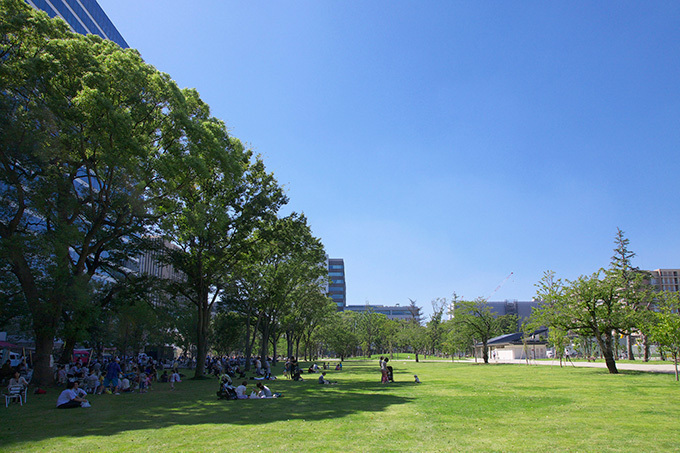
[0, 0, 202, 385]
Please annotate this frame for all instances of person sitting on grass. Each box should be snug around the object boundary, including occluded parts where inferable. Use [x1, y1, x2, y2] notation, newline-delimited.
[170, 370, 181, 391]
[235, 381, 248, 399]
[56, 381, 89, 409]
[414, 375, 421, 384]
[318, 372, 336, 385]
[256, 382, 273, 398]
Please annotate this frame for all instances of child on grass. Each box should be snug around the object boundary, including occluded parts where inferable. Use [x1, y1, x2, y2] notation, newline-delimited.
[170, 370, 181, 390]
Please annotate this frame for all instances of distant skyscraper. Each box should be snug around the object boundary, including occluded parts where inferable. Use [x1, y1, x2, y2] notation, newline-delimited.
[26, 0, 128, 48]
[328, 258, 346, 310]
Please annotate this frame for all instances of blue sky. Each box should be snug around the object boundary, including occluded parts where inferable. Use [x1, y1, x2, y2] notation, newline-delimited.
[99, 1, 680, 318]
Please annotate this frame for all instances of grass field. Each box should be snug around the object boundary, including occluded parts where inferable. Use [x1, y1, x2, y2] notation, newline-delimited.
[2, 359, 680, 452]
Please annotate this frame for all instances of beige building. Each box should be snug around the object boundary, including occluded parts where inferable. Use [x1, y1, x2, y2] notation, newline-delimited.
[646, 269, 680, 293]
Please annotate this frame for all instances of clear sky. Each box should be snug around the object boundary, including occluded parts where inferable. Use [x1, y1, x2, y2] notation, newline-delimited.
[99, 1, 680, 318]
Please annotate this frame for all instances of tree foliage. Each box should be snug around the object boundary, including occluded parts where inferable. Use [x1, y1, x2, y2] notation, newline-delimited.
[0, 0, 199, 385]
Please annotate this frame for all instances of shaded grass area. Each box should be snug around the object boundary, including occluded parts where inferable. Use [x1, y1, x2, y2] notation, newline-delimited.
[1, 360, 680, 452]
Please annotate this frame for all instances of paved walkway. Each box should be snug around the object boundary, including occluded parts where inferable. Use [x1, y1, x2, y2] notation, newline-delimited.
[482, 358, 678, 374]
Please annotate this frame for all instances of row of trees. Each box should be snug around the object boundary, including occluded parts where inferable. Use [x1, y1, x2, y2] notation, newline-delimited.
[307, 299, 518, 364]
[530, 228, 680, 377]
[0, 1, 333, 385]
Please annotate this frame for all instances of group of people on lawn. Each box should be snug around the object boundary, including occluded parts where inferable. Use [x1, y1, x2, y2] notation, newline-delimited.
[55, 356, 182, 408]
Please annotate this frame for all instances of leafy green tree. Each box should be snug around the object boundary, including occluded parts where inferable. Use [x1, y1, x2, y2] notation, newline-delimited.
[398, 321, 428, 362]
[646, 291, 680, 381]
[160, 126, 287, 378]
[608, 229, 658, 361]
[356, 307, 388, 358]
[451, 298, 515, 363]
[441, 319, 473, 359]
[533, 269, 636, 374]
[0, 1, 194, 385]
[250, 213, 328, 360]
[426, 298, 447, 355]
[317, 311, 358, 360]
[210, 311, 246, 357]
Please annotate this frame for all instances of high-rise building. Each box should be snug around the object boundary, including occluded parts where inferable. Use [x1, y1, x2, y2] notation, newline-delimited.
[26, 0, 128, 48]
[646, 269, 680, 293]
[328, 258, 346, 310]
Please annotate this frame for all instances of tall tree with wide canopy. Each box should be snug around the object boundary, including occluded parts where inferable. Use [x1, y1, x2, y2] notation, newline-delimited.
[159, 122, 287, 378]
[0, 0, 193, 385]
[248, 213, 328, 361]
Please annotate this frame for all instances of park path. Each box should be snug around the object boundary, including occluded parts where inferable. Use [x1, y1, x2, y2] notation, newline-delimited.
[483, 358, 678, 374]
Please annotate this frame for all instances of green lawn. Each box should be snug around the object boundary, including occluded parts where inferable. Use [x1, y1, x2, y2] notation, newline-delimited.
[2, 360, 680, 452]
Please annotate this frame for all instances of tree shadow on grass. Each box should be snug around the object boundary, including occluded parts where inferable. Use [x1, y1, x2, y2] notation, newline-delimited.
[1, 377, 415, 446]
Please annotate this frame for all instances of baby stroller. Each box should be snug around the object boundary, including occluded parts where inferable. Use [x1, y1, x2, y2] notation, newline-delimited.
[217, 385, 237, 400]
[217, 376, 237, 400]
[386, 366, 394, 382]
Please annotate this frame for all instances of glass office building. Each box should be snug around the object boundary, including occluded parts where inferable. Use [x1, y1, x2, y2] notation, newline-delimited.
[26, 0, 128, 48]
[328, 258, 346, 310]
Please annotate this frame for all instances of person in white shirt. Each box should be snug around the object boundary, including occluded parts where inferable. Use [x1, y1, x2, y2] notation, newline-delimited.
[256, 383, 273, 398]
[235, 381, 248, 399]
[56, 381, 88, 409]
[170, 371, 181, 390]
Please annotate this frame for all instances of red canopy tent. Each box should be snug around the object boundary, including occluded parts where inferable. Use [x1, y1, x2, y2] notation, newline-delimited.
[0, 341, 20, 349]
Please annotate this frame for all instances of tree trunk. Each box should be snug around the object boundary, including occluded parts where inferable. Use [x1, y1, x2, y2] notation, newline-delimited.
[415, 352, 419, 363]
[596, 333, 619, 374]
[643, 334, 651, 362]
[32, 331, 56, 386]
[626, 334, 635, 361]
[482, 341, 489, 363]
[59, 335, 77, 365]
[245, 313, 262, 371]
[259, 315, 270, 359]
[11, 257, 58, 387]
[286, 330, 294, 359]
[193, 301, 210, 379]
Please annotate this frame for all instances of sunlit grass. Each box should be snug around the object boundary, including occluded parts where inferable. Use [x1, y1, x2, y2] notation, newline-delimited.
[2, 359, 680, 452]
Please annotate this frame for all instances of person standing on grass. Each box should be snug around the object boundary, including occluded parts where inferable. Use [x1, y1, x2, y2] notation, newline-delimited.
[380, 357, 388, 383]
[104, 358, 121, 393]
[56, 381, 89, 409]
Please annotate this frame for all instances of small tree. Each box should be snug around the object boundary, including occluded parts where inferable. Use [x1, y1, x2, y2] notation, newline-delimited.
[452, 298, 503, 363]
[647, 291, 680, 381]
